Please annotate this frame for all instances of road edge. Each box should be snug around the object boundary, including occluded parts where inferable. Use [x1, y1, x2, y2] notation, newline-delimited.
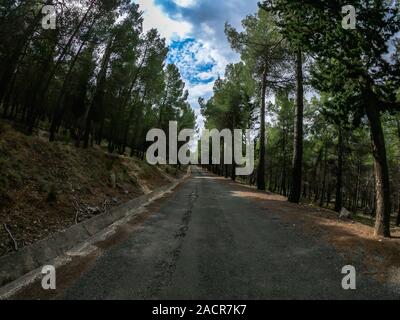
[0, 167, 191, 296]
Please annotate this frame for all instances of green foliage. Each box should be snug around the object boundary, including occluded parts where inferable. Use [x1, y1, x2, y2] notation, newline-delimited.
[201, 62, 256, 132]
[200, 1, 400, 233]
[2, 0, 400, 235]
[0, 1, 196, 155]
[225, 8, 289, 85]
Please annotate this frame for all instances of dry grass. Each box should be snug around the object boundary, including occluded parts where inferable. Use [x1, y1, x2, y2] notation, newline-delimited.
[0, 121, 182, 257]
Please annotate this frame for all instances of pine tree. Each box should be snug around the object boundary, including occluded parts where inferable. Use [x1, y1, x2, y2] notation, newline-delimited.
[225, 8, 288, 190]
[304, 1, 400, 237]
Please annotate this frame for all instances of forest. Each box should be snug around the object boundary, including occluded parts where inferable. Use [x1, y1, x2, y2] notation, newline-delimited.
[0, 0, 399, 240]
[0, 0, 196, 157]
[200, 0, 400, 238]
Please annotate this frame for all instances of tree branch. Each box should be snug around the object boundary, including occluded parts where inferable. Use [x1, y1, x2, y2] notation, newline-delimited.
[3, 223, 18, 252]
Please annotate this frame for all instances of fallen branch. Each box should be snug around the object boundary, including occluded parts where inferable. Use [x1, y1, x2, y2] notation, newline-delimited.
[102, 199, 111, 214]
[75, 210, 80, 224]
[3, 223, 18, 251]
[72, 194, 82, 224]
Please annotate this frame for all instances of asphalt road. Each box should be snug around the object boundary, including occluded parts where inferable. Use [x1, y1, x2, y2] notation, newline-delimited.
[61, 166, 395, 300]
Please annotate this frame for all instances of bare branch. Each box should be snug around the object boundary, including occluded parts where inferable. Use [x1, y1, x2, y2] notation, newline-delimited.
[3, 224, 18, 252]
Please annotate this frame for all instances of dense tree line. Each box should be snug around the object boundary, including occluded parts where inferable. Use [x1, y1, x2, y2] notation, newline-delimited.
[0, 0, 195, 157]
[201, 1, 400, 237]
[2, 1, 400, 238]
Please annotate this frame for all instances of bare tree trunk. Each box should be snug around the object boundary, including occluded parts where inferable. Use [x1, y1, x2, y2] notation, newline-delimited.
[365, 102, 391, 237]
[320, 147, 327, 207]
[83, 37, 114, 148]
[29, 1, 96, 134]
[49, 20, 96, 142]
[257, 67, 267, 191]
[289, 50, 304, 203]
[231, 116, 236, 181]
[354, 159, 361, 212]
[397, 193, 400, 227]
[396, 119, 400, 227]
[335, 125, 343, 212]
[326, 185, 332, 208]
[280, 123, 287, 196]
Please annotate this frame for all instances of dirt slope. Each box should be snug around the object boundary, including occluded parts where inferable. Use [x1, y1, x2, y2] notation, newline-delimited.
[0, 121, 181, 257]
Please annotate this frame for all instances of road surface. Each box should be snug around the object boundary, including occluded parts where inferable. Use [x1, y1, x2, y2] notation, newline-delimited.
[14, 166, 397, 299]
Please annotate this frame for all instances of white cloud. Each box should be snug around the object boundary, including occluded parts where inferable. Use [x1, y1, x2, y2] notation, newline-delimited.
[173, 0, 197, 8]
[168, 38, 228, 111]
[136, 0, 192, 41]
[135, 0, 259, 128]
[189, 82, 214, 101]
[201, 22, 215, 36]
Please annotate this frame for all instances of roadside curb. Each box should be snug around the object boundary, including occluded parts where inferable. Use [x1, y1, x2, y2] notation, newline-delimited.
[0, 167, 191, 289]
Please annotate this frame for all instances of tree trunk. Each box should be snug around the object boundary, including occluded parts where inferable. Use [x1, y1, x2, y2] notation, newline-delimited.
[83, 37, 113, 148]
[231, 116, 236, 181]
[289, 50, 304, 203]
[397, 119, 400, 227]
[280, 128, 287, 196]
[49, 21, 96, 142]
[257, 67, 267, 191]
[396, 193, 400, 227]
[320, 147, 327, 207]
[30, 1, 96, 134]
[0, 3, 45, 104]
[326, 185, 332, 208]
[45, 0, 96, 90]
[354, 159, 361, 212]
[365, 102, 391, 237]
[335, 125, 344, 212]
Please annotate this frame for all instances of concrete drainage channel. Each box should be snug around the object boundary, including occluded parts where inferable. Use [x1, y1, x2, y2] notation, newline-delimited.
[0, 167, 191, 299]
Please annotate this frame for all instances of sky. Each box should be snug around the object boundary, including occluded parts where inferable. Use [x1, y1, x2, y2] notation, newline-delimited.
[134, 0, 259, 122]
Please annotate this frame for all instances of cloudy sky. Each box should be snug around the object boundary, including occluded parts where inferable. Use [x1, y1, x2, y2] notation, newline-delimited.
[135, 0, 259, 115]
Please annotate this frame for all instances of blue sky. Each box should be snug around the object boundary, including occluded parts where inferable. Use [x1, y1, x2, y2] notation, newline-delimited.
[167, 38, 218, 85]
[135, 0, 259, 115]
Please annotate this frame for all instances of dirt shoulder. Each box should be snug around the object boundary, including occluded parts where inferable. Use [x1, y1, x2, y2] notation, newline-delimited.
[0, 121, 183, 258]
[221, 176, 400, 289]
